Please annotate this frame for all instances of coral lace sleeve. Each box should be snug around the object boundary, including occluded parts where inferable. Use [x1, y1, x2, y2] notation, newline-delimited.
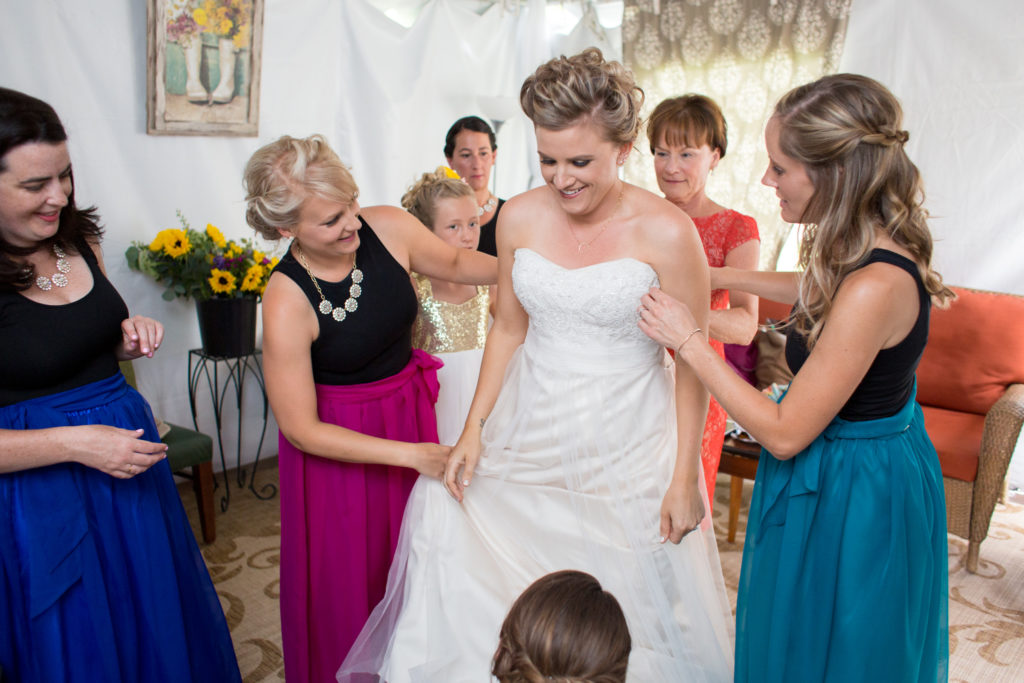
[722, 211, 759, 256]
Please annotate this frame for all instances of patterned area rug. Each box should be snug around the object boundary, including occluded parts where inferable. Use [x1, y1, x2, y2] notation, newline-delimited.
[179, 461, 1024, 682]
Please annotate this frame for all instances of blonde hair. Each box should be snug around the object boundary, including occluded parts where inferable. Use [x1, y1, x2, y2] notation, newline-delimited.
[520, 48, 644, 145]
[400, 167, 475, 229]
[492, 571, 630, 683]
[773, 74, 954, 347]
[242, 134, 358, 240]
[646, 94, 728, 157]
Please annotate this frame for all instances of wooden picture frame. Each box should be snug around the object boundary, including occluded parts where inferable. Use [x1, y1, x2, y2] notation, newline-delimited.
[147, 0, 264, 136]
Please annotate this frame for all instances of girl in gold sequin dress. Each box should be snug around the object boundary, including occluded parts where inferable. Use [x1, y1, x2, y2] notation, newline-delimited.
[402, 168, 493, 445]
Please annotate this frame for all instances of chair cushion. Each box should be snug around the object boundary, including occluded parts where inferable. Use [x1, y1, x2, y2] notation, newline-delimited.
[161, 423, 213, 471]
[921, 405, 981, 482]
[917, 287, 1024, 415]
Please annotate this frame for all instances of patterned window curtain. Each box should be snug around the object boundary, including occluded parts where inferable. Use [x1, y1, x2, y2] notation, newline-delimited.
[622, 0, 853, 269]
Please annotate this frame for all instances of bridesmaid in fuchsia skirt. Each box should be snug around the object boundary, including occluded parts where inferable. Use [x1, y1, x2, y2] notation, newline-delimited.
[241, 134, 496, 682]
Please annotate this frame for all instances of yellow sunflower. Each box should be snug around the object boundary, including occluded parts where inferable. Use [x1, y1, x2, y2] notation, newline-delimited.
[208, 269, 237, 295]
[148, 230, 168, 252]
[240, 264, 264, 292]
[226, 243, 243, 259]
[206, 223, 227, 249]
[162, 229, 191, 258]
[192, 7, 208, 26]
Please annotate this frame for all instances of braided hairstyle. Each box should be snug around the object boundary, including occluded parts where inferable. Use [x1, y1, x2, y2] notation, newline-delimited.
[520, 48, 644, 145]
[772, 73, 953, 347]
[400, 167, 475, 230]
[492, 570, 631, 683]
[242, 134, 357, 240]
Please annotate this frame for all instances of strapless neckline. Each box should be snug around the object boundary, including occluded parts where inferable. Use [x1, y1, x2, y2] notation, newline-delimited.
[514, 247, 656, 276]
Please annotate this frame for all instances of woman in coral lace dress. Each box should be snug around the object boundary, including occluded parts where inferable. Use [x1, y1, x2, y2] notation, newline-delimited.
[647, 95, 761, 505]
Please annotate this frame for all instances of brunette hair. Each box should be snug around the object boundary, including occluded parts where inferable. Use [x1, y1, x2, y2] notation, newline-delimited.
[492, 570, 631, 683]
[646, 94, 728, 157]
[242, 134, 358, 240]
[401, 167, 475, 229]
[0, 87, 103, 291]
[444, 116, 497, 159]
[520, 48, 644, 145]
[773, 74, 953, 346]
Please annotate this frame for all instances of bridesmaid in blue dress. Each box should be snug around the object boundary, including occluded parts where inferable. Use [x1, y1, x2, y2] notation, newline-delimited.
[0, 88, 241, 682]
[639, 74, 951, 682]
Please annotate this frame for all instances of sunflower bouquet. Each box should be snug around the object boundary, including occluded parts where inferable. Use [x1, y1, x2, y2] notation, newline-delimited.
[125, 210, 277, 301]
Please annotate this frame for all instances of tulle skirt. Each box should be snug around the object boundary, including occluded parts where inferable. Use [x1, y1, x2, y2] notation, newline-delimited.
[339, 334, 734, 682]
[0, 373, 240, 683]
[279, 349, 442, 682]
[736, 386, 949, 682]
[433, 347, 484, 446]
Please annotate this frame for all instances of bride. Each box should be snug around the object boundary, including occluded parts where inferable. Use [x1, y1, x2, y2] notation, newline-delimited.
[338, 48, 733, 682]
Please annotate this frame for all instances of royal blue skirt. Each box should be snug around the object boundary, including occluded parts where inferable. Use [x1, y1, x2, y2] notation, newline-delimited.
[736, 386, 949, 682]
[0, 373, 241, 683]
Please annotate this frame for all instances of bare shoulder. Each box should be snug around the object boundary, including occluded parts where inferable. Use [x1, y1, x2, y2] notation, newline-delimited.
[361, 204, 414, 228]
[497, 187, 550, 242]
[834, 261, 918, 318]
[628, 186, 701, 262]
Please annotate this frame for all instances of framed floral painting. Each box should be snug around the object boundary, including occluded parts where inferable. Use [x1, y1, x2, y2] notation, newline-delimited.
[147, 0, 265, 136]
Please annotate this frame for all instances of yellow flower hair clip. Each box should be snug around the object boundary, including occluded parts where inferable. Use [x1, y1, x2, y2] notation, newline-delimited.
[437, 166, 461, 180]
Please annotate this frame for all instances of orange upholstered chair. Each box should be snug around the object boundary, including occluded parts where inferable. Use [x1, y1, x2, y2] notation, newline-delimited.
[916, 286, 1024, 572]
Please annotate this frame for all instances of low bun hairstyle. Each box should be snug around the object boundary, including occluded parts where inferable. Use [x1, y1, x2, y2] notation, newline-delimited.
[242, 134, 358, 240]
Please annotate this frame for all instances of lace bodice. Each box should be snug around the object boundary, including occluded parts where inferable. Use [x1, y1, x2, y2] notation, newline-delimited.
[512, 248, 660, 353]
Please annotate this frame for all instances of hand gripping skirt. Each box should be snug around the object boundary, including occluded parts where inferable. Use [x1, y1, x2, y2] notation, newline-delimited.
[278, 349, 442, 682]
[0, 372, 241, 683]
[735, 385, 949, 683]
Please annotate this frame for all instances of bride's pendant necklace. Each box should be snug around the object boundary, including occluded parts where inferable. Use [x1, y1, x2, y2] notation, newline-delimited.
[35, 243, 71, 291]
[295, 244, 364, 322]
[567, 186, 624, 254]
[478, 193, 497, 217]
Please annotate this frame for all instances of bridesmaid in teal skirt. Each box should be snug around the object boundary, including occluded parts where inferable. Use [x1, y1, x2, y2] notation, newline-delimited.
[639, 73, 951, 682]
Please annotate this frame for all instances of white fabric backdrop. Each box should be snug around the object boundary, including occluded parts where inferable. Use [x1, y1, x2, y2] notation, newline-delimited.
[0, 0, 613, 469]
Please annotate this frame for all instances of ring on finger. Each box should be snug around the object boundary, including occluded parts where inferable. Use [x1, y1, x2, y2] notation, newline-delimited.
[127, 463, 135, 474]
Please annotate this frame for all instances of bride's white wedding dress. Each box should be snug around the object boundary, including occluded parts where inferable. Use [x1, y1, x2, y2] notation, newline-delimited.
[338, 248, 734, 682]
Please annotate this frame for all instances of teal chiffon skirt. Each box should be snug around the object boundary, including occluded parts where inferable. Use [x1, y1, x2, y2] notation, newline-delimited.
[736, 387, 948, 682]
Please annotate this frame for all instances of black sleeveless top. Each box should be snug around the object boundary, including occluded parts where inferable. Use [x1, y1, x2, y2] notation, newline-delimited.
[0, 237, 127, 407]
[274, 217, 418, 385]
[477, 198, 504, 257]
[785, 249, 931, 421]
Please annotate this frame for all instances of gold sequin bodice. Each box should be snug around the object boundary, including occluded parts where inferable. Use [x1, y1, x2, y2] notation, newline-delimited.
[411, 273, 490, 354]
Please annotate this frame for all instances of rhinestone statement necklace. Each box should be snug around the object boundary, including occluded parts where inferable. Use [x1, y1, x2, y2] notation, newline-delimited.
[35, 243, 71, 291]
[478, 193, 497, 217]
[295, 245, 364, 322]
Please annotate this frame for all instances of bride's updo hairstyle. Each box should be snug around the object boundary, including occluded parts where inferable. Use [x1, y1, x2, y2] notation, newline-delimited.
[243, 134, 358, 240]
[401, 167, 475, 229]
[519, 48, 644, 145]
[774, 73, 953, 347]
[491, 570, 630, 683]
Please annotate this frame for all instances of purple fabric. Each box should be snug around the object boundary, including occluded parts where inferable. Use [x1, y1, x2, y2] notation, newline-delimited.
[278, 350, 442, 683]
[725, 341, 758, 386]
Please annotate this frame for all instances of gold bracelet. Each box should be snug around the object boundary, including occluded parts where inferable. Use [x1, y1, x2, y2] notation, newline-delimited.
[674, 327, 703, 356]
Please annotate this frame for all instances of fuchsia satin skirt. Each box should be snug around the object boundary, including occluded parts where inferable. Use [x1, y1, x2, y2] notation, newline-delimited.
[278, 350, 442, 683]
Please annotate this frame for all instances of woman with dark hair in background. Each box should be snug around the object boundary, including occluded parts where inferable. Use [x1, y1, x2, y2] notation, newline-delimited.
[445, 115, 503, 256]
[0, 87, 240, 682]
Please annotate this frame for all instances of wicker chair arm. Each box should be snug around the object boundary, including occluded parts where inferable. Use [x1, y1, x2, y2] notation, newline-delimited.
[971, 383, 1024, 541]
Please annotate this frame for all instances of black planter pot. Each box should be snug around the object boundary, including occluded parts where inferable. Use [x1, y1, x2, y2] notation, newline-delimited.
[195, 297, 257, 358]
